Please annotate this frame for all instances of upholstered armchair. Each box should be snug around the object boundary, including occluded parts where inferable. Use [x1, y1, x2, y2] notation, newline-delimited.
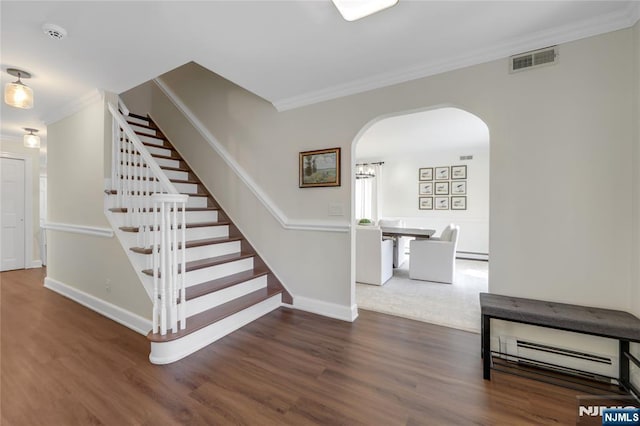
[356, 226, 394, 285]
[378, 218, 410, 268]
[409, 224, 460, 284]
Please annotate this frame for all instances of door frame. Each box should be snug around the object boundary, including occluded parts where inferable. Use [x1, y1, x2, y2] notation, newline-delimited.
[1, 152, 34, 269]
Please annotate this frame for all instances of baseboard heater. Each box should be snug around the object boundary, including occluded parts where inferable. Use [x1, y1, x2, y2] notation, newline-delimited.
[499, 336, 617, 383]
[456, 251, 488, 261]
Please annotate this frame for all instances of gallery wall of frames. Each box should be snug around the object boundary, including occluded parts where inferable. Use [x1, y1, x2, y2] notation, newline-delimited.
[418, 165, 467, 210]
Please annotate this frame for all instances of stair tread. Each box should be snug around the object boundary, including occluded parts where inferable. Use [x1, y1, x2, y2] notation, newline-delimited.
[126, 121, 155, 131]
[186, 268, 270, 301]
[127, 112, 149, 121]
[120, 221, 227, 233]
[142, 251, 255, 276]
[109, 206, 219, 213]
[130, 235, 241, 254]
[147, 287, 282, 342]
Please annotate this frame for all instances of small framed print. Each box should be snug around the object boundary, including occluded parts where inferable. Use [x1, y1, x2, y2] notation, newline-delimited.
[435, 197, 449, 210]
[434, 181, 449, 195]
[419, 168, 433, 181]
[451, 165, 467, 180]
[418, 182, 433, 195]
[451, 181, 466, 195]
[435, 167, 449, 180]
[419, 197, 433, 210]
[451, 196, 467, 210]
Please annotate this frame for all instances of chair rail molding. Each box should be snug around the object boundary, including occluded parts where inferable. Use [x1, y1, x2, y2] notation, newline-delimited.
[153, 78, 350, 234]
[43, 222, 114, 238]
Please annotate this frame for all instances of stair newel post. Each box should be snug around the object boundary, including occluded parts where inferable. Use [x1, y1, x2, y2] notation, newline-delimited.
[159, 197, 168, 335]
[125, 137, 132, 228]
[111, 117, 120, 197]
[134, 146, 141, 247]
[179, 202, 187, 330]
[170, 200, 178, 332]
[152, 196, 159, 334]
[144, 166, 151, 249]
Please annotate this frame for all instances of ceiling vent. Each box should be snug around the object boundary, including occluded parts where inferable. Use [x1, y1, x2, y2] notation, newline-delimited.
[460, 155, 473, 161]
[509, 46, 558, 73]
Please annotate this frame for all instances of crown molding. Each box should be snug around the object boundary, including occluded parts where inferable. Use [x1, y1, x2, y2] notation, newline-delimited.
[42, 89, 104, 125]
[273, 5, 640, 111]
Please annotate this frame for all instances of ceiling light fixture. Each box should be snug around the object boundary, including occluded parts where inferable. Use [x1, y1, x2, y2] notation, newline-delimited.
[4, 68, 34, 109]
[23, 128, 40, 149]
[332, 0, 398, 21]
[42, 23, 67, 40]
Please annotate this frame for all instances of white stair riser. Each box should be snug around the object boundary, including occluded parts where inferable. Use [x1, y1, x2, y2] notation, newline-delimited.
[183, 240, 240, 262]
[184, 257, 254, 287]
[127, 116, 149, 126]
[164, 169, 189, 181]
[129, 125, 157, 136]
[117, 225, 229, 248]
[173, 182, 199, 194]
[187, 196, 207, 208]
[154, 157, 180, 168]
[149, 294, 281, 364]
[186, 275, 268, 318]
[136, 133, 163, 144]
[146, 145, 173, 157]
[109, 209, 219, 227]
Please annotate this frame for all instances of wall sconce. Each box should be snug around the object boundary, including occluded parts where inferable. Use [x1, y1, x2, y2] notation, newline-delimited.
[23, 128, 40, 148]
[5, 68, 34, 109]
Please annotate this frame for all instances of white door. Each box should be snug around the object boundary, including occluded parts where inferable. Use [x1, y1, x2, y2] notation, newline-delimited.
[1, 157, 26, 271]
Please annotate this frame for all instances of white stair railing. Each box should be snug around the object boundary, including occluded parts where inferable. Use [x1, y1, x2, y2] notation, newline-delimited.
[107, 101, 188, 335]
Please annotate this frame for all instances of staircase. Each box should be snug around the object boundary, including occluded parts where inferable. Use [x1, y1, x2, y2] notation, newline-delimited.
[104, 104, 292, 364]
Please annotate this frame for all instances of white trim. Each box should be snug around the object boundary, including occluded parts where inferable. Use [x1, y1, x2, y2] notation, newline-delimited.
[44, 276, 152, 335]
[284, 296, 358, 322]
[1, 152, 34, 270]
[273, 6, 640, 111]
[43, 221, 114, 238]
[31, 260, 42, 268]
[42, 89, 104, 125]
[153, 78, 350, 234]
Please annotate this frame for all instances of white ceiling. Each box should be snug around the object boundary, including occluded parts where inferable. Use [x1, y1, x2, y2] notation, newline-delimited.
[356, 107, 490, 159]
[1, 1, 639, 143]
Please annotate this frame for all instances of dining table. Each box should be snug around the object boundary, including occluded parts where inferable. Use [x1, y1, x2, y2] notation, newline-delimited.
[380, 226, 436, 239]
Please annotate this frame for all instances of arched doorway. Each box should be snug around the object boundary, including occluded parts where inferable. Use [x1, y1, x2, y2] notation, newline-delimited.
[351, 106, 490, 332]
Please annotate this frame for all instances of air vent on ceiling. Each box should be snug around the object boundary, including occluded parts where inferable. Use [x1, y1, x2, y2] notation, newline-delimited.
[460, 155, 473, 161]
[509, 46, 558, 73]
[42, 23, 67, 40]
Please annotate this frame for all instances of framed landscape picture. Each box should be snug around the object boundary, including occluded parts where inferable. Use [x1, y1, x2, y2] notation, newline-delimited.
[451, 165, 467, 180]
[451, 196, 467, 210]
[435, 197, 449, 210]
[299, 148, 341, 188]
[419, 167, 433, 181]
[419, 197, 433, 210]
[435, 166, 449, 180]
[419, 182, 433, 195]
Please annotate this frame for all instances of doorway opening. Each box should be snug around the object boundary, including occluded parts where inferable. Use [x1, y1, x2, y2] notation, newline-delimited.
[352, 106, 489, 332]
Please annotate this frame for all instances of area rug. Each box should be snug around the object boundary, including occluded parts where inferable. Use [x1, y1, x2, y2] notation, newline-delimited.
[356, 259, 488, 333]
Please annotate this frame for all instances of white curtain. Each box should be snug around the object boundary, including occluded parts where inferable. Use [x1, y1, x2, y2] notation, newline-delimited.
[355, 163, 383, 222]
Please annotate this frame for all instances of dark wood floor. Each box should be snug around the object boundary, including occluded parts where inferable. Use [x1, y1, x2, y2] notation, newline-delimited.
[1, 268, 583, 425]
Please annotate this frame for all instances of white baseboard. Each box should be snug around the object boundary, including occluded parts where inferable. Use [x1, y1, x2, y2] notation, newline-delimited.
[30, 260, 42, 268]
[285, 296, 358, 322]
[44, 277, 152, 336]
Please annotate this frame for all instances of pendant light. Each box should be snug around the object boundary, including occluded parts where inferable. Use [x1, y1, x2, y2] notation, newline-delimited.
[5, 68, 34, 109]
[23, 128, 40, 148]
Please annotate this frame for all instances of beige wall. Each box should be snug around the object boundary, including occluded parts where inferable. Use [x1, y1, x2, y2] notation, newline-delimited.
[124, 27, 636, 319]
[46, 97, 151, 318]
[0, 138, 41, 264]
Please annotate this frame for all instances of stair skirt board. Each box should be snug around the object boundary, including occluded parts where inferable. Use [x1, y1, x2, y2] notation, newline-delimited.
[149, 295, 282, 364]
[186, 275, 267, 317]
